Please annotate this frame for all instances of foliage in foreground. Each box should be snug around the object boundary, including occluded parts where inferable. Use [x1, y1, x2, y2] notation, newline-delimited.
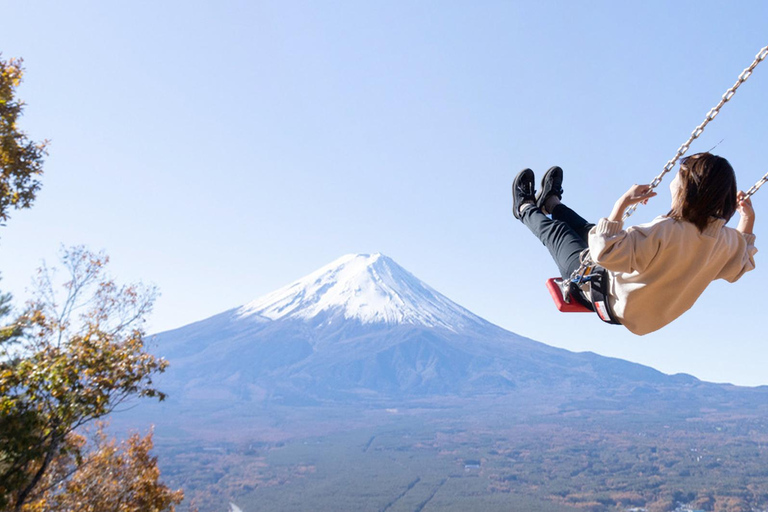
[22, 423, 184, 512]
[0, 247, 173, 511]
[0, 55, 47, 224]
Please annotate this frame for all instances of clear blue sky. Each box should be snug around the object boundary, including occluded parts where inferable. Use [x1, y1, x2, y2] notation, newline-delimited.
[1, 1, 767, 385]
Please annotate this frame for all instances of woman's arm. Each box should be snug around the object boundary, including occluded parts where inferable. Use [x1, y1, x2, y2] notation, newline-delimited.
[607, 184, 658, 222]
[589, 184, 663, 274]
[736, 191, 755, 235]
[716, 191, 757, 283]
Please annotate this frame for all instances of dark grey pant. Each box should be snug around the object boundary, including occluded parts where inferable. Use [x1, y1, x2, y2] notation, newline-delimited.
[520, 204, 596, 308]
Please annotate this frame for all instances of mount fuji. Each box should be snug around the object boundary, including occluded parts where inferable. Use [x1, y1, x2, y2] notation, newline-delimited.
[237, 253, 488, 332]
[150, 253, 767, 413]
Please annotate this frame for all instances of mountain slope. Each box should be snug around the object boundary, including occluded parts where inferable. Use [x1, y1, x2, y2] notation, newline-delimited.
[148, 253, 768, 414]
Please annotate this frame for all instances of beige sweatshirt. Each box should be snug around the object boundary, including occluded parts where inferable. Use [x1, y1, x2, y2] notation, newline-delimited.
[588, 216, 757, 336]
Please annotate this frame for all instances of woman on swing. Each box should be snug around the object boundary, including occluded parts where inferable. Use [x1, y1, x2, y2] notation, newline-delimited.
[513, 152, 757, 335]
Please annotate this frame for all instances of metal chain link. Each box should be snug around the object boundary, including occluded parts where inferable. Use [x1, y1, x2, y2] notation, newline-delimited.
[744, 170, 768, 200]
[561, 44, 768, 295]
[623, 44, 768, 220]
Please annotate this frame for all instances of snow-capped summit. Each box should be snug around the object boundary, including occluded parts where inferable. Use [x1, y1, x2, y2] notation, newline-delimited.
[237, 253, 487, 331]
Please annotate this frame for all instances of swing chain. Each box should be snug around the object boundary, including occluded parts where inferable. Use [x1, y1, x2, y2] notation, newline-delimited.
[744, 171, 768, 200]
[623, 44, 768, 221]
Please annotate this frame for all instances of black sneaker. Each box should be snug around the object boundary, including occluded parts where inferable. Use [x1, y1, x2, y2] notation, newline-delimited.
[512, 168, 536, 220]
[536, 166, 563, 213]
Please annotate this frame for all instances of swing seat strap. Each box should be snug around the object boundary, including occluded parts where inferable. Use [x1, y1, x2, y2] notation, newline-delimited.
[586, 269, 621, 325]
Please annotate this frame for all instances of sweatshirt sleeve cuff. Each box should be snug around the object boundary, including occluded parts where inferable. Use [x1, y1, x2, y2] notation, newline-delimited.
[594, 218, 624, 236]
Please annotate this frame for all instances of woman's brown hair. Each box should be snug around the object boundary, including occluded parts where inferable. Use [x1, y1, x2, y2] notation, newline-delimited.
[668, 152, 737, 232]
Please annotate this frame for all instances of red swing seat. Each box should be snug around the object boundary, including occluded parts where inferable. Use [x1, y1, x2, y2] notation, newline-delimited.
[546, 278, 592, 313]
